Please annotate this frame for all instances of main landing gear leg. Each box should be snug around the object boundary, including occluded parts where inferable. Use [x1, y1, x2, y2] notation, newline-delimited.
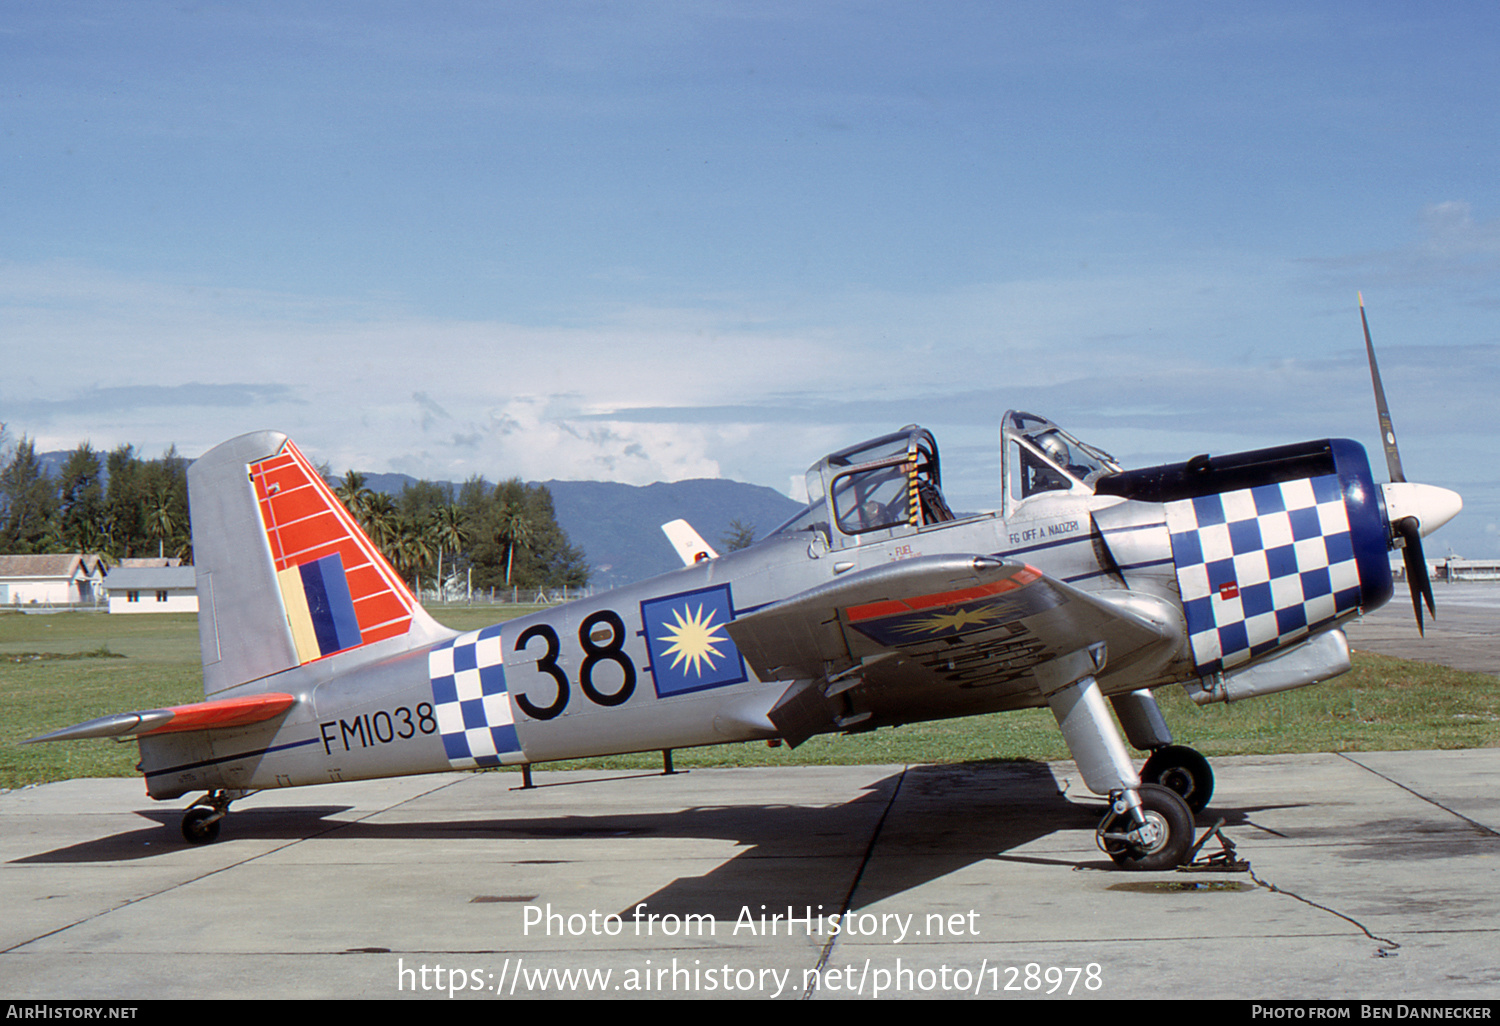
[1047, 676, 1194, 870]
[181, 789, 250, 844]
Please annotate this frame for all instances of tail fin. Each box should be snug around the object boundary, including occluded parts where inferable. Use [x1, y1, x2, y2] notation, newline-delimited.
[191, 431, 449, 694]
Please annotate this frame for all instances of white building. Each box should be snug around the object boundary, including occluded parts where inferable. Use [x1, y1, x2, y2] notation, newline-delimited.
[1447, 558, 1500, 582]
[105, 566, 199, 614]
[0, 554, 108, 606]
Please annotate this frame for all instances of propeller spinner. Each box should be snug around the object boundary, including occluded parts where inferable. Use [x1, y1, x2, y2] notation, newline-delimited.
[1360, 294, 1463, 633]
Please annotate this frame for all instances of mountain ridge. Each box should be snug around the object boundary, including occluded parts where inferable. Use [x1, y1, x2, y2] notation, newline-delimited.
[356, 473, 804, 588]
[36, 451, 804, 588]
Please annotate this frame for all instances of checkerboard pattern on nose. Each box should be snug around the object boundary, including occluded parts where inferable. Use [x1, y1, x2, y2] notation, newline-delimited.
[428, 625, 523, 768]
[1166, 474, 1362, 676]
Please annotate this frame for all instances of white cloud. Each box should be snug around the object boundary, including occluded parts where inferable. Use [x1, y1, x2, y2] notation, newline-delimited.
[3, 248, 1493, 558]
[1420, 201, 1500, 259]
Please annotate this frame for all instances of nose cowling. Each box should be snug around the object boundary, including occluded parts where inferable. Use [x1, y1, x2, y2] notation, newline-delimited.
[1381, 482, 1463, 539]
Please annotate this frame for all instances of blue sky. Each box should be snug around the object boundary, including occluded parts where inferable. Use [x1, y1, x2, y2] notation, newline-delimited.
[3, 2, 1497, 558]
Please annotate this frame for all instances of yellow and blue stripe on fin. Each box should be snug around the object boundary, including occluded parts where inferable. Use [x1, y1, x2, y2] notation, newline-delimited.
[277, 553, 364, 663]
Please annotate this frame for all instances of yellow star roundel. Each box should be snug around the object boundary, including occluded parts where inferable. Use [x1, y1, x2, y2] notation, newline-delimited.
[641, 584, 748, 697]
[657, 603, 728, 677]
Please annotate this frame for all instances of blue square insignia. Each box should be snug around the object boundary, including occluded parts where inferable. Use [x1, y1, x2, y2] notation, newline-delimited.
[640, 584, 748, 698]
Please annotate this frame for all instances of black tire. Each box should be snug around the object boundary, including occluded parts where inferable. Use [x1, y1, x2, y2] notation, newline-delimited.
[181, 806, 221, 845]
[1142, 744, 1214, 813]
[1104, 784, 1194, 871]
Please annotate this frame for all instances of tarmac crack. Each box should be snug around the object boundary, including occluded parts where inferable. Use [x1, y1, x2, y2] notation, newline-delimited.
[1232, 751, 1477, 961]
[1244, 862, 1402, 958]
[1336, 752, 1500, 838]
[801, 765, 908, 1000]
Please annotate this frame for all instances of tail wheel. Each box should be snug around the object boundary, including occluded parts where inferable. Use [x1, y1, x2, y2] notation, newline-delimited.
[1142, 744, 1214, 813]
[181, 806, 222, 845]
[1101, 784, 1194, 871]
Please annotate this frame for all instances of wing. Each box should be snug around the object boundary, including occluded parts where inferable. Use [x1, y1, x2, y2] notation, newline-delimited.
[725, 554, 1182, 746]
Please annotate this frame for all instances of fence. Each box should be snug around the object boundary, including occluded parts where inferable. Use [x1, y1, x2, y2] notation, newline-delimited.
[416, 584, 595, 606]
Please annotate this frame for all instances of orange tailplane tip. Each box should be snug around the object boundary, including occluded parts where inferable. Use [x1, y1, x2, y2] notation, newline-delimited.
[141, 692, 297, 735]
[24, 692, 296, 744]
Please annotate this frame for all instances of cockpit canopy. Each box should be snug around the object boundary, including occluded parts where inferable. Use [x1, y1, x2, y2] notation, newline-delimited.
[771, 414, 1122, 545]
[772, 425, 954, 546]
[1001, 411, 1121, 515]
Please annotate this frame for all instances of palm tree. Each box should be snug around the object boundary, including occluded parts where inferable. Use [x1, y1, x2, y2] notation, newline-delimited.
[430, 503, 467, 596]
[335, 470, 373, 525]
[497, 502, 534, 587]
[363, 493, 398, 561]
[390, 513, 438, 588]
[145, 488, 179, 559]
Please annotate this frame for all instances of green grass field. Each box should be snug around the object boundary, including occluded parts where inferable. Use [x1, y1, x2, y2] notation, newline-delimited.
[2, 606, 1496, 790]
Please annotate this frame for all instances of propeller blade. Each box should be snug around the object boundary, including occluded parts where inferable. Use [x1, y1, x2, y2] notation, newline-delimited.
[1360, 293, 1407, 484]
[1393, 516, 1435, 636]
[1361, 294, 1448, 635]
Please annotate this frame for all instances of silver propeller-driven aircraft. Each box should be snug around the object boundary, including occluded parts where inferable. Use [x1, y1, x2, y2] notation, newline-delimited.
[27, 301, 1462, 870]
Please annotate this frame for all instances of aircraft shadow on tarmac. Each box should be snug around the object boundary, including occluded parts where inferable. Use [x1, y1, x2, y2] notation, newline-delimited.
[12, 761, 1308, 917]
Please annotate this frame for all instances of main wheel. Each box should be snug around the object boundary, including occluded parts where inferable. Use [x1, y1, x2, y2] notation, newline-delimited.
[181, 806, 222, 845]
[1142, 744, 1214, 813]
[1102, 784, 1194, 871]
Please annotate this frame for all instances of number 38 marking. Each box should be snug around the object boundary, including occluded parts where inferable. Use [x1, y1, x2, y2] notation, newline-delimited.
[513, 610, 636, 720]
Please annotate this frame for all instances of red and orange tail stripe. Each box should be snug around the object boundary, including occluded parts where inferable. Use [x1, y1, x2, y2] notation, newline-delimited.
[139, 692, 297, 735]
[251, 440, 416, 662]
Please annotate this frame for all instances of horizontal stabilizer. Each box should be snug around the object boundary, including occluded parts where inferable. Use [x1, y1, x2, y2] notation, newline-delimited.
[23, 692, 295, 744]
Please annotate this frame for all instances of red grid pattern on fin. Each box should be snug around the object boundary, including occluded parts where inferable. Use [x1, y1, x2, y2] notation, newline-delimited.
[251, 441, 415, 647]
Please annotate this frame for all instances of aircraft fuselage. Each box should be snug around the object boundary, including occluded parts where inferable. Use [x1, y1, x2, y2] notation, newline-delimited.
[137, 429, 1392, 800]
